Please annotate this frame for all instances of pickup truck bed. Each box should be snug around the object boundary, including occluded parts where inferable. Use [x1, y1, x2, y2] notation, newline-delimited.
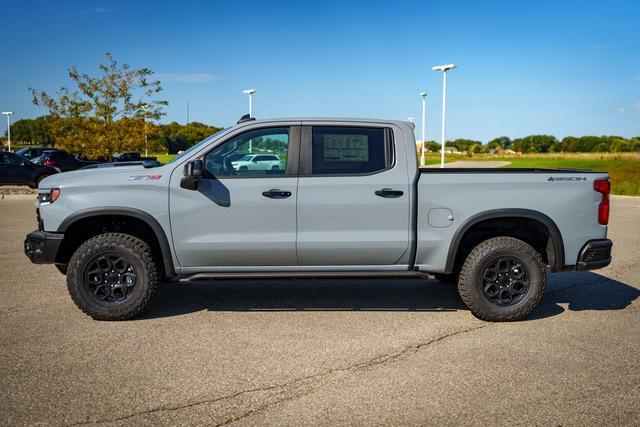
[415, 167, 608, 274]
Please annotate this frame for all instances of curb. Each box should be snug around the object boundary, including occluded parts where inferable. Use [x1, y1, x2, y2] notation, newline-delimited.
[0, 194, 36, 200]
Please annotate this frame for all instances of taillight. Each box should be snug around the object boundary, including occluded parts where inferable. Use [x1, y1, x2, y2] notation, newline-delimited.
[43, 160, 54, 166]
[594, 179, 610, 225]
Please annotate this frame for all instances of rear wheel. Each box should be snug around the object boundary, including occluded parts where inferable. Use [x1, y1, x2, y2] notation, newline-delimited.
[457, 237, 546, 322]
[67, 233, 159, 320]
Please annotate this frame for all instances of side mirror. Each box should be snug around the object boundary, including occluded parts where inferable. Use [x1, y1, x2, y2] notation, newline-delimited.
[180, 159, 203, 190]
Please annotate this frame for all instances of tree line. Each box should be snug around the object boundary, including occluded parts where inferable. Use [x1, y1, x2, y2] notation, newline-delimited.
[4, 116, 222, 155]
[422, 134, 640, 154]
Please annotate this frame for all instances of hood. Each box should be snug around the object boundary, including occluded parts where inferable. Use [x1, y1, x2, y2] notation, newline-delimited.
[39, 163, 162, 189]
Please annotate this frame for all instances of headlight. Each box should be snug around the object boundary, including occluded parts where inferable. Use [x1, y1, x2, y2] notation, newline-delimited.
[38, 188, 60, 204]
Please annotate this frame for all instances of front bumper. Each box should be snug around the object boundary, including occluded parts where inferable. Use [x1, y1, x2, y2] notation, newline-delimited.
[576, 239, 612, 271]
[24, 230, 64, 264]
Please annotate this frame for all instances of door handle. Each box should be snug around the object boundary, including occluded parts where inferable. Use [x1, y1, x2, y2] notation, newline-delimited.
[375, 188, 404, 198]
[262, 189, 292, 199]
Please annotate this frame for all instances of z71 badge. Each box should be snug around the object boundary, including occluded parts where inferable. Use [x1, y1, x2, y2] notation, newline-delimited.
[128, 175, 162, 181]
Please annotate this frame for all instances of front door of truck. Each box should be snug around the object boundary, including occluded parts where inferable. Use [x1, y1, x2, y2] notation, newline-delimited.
[169, 125, 300, 270]
[296, 124, 411, 266]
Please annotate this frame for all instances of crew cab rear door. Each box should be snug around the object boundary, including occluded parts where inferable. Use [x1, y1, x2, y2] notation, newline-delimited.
[296, 123, 411, 267]
[169, 124, 300, 270]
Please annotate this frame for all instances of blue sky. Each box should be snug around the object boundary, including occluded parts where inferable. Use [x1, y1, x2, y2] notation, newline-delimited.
[1, 0, 639, 142]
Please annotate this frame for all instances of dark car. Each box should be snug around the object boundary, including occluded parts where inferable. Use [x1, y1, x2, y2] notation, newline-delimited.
[112, 152, 157, 162]
[15, 147, 56, 161]
[36, 150, 100, 172]
[0, 151, 59, 188]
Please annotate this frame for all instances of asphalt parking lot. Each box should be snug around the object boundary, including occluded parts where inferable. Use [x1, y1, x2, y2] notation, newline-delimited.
[0, 196, 638, 425]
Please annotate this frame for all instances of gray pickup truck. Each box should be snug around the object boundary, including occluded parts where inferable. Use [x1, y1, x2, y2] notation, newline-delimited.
[24, 116, 613, 321]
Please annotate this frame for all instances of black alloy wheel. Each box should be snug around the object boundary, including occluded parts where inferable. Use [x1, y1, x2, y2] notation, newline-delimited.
[84, 254, 137, 305]
[480, 257, 529, 306]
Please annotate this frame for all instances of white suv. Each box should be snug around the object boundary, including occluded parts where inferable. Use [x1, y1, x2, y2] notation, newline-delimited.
[231, 154, 282, 172]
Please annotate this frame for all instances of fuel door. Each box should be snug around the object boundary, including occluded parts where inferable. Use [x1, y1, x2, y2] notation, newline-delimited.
[428, 208, 454, 228]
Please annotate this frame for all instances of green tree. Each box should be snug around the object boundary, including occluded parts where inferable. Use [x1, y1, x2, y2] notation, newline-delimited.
[30, 53, 167, 159]
[487, 136, 512, 149]
[512, 135, 557, 153]
[448, 138, 482, 152]
[158, 121, 222, 154]
[7, 116, 55, 146]
[549, 141, 566, 152]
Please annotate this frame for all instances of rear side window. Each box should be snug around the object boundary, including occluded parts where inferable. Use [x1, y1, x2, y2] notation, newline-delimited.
[312, 127, 391, 175]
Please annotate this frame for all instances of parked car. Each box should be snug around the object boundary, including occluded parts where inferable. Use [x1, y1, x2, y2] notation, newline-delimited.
[24, 117, 612, 321]
[35, 150, 100, 172]
[15, 147, 56, 161]
[231, 154, 283, 172]
[112, 152, 157, 162]
[0, 151, 58, 188]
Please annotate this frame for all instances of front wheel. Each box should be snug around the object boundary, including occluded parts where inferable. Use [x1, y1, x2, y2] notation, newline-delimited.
[67, 233, 160, 320]
[457, 237, 546, 322]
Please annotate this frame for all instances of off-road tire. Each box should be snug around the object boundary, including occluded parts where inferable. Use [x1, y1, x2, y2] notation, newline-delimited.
[67, 233, 159, 321]
[458, 236, 546, 322]
[433, 273, 457, 285]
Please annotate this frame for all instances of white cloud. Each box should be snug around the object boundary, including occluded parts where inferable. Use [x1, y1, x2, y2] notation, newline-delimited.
[634, 102, 640, 112]
[616, 107, 626, 113]
[88, 7, 111, 13]
[156, 73, 217, 84]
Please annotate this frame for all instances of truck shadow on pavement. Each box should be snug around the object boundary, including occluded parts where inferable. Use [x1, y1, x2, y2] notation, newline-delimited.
[141, 271, 639, 320]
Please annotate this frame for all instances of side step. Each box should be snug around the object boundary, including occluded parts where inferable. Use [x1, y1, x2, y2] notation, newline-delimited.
[180, 271, 432, 282]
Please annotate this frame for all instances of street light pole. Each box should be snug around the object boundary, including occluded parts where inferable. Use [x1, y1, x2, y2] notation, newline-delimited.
[2, 112, 13, 152]
[141, 104, 148, 157]
[242, 89, 256, 117]
[420, 92, 427, 166]
[432, 64, 457, 168]
[242, 89, 256, 152]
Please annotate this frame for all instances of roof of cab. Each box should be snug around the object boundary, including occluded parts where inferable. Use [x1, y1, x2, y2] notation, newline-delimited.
[235, 116, 413, 127]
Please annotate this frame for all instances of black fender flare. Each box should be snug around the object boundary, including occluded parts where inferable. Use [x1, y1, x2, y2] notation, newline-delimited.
[444, 208, 565, 273]
[58, 207, 176, 277]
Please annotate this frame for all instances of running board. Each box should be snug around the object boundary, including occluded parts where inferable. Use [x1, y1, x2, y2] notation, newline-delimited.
[179, 270, 432, 282]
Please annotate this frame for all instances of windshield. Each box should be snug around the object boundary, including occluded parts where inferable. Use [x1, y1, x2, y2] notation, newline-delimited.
[164, 127, 231, 165]
[238, 155, 254, 161]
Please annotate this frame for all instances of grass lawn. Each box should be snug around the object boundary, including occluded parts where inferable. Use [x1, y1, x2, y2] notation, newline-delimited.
[431, 153, 639, 196]
[153, 153, 177, 163]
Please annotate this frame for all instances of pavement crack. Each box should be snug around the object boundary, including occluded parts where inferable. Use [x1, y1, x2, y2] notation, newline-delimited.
[214, 322, 490, 426]
[70, 322, 489, 426]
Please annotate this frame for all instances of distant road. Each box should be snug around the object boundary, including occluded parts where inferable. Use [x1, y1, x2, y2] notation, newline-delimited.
[425, 160, 511, 168]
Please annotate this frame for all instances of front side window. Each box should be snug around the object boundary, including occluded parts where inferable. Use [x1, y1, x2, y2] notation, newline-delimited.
[204, 127, 289, 177]
[312, 127, 390, 175]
